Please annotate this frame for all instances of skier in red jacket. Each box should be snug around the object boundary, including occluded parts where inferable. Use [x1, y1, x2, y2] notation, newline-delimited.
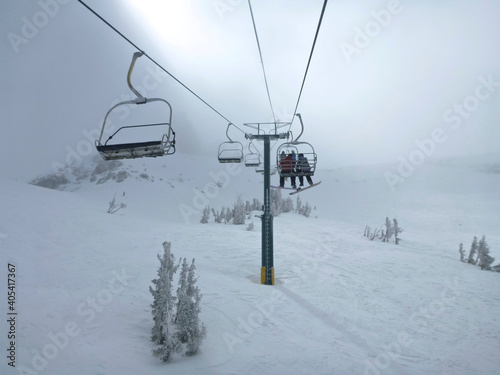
[279, 153, 296, 188]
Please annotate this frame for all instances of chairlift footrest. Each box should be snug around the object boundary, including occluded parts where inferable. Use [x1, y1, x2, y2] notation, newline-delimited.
[218, 157, 243, 164]
[279, 172, 314, 178]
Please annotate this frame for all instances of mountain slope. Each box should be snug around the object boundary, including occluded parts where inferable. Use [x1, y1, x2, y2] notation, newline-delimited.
[2, 154, 500, 375]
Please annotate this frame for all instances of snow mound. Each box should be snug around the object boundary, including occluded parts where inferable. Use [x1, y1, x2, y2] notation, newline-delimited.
[29, 155, 184, 191]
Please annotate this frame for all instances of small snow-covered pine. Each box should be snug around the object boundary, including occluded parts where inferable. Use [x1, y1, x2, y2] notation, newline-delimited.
[224, 207, 233, 224]
[175, 258, 190, 344]
[393, 218, 403, 245]
[200, 206, 210, 224]
[233, 196, 246, 225]
[458, 243, 466, 262]
[184, 259, 207, 356]
[477, 235, 495, 270]
[211, 207, 223, 223]
[150, 242, 181, 362]
[383, 217, 395, 242]
[283, 197, 294, 213]
[467, 236, 479, 264]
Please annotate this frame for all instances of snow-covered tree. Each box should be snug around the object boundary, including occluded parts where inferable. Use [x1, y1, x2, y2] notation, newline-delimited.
[175, 259, 206, 356]
[204, 193, 311, 224]
[467, 236, 479, 264]
[107, 192, 126, 214]
[382, 217, 394, 242]
[270, 190, 296, 216]
[458, 243, 465, 262]
[295, 195, 303, 213]
[224, 207, 233, 224]
[150, 242, 181, 362]
[296, 198, 312, 217]
[305, 202, 312, 217]
[364, 218, 401, 243]
[283, 197, 294, 213]
[175, 258, 190, 344]
[233, 196, 246, 225]
[252, 198, 261, 211]
[364, 225, 370, 238]
[200, 206, 210, 224]
[270, 189, 282, 217]
[393, 218, 403, 245]
[211, 208, 222, 223]
[245, 200, 252, 214]
[477, 235, 495, 270]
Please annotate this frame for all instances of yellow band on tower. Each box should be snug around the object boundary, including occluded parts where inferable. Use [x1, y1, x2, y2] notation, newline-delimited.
[261, 267, 275, 285]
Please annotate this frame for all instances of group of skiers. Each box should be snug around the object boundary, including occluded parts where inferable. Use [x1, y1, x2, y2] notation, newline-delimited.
[279, 150, 314, 189]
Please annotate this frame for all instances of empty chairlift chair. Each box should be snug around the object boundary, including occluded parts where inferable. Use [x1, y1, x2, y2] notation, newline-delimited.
[244, 141, 262, 168]
[95, 52, 175, 161]
[218, 123, 244, 163]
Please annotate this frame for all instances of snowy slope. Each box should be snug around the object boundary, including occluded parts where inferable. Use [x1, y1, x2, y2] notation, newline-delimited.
[1, 154, 500, 375]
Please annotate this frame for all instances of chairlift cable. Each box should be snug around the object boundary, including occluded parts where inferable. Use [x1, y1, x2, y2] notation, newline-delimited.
[76, 0, 237, 128]
[247, 0, 277, 124]
[289, 0, 328, 131]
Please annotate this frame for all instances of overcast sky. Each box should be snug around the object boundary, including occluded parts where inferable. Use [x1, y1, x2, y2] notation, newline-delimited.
[1, 0, 500, 180]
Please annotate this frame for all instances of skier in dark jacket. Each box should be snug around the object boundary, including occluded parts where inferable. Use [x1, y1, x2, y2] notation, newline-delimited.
[296, 153, 313, 186]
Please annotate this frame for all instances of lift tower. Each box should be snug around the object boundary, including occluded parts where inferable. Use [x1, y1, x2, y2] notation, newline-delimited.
[245, 123, 289, 285]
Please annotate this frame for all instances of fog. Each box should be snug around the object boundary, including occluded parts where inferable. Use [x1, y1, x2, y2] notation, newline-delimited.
[1, 0, 499, 180]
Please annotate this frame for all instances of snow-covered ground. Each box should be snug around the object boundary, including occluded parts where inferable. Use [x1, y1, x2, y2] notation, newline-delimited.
[1, 153, 500, 375]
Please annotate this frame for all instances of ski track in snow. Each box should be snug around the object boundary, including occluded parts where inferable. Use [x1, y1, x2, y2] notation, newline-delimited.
[1, 154, 500, 375]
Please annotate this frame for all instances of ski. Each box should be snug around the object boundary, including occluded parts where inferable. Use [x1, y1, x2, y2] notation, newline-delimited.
[270, 185, 296, 190]
[289, 181, 322, 195]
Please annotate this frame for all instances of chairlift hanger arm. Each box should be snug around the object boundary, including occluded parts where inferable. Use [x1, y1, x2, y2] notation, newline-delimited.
[248, 140, 261, 155]
[294, 113, 304, 141]
[127, 52, 146, 103]
[225, 123, 237, 142]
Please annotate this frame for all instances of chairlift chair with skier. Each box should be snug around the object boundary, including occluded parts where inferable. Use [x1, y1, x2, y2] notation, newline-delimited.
[276, 113, 317, 178]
